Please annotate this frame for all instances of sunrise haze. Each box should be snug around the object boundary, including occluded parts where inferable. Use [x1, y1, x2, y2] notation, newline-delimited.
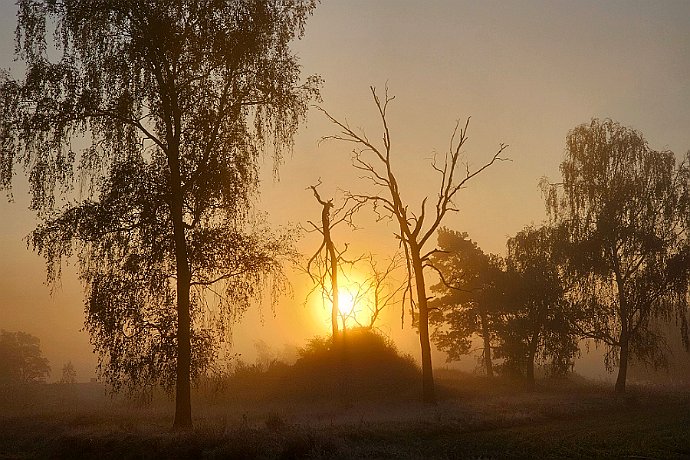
[2, 0, 690, 383]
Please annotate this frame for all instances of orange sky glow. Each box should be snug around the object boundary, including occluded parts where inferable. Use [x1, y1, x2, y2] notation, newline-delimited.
[2, 1, 690, 382]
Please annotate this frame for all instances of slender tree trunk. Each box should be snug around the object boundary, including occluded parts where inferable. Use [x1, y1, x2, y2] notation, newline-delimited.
[329, 240, 339, 338]
[526, 332, 539, 386]
[479, 310, 494, 378]
[320, 203, 339, 339]
[339, 323, 351, 405]
[615, 331, 629, 393]
[526, 357, 535, 385]
[169, 146, 193, 429]
[612, 249, 629, 394]
[412, 248, 435, 404]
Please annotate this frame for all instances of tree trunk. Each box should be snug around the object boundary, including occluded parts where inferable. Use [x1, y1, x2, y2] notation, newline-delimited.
[329, 240, 339, 338]
[479, 311, 494, 378]
[526, 357, 535, 385]
[615, 332, 629, 393]
[526, 332, 539, 386]
[169, 147, 193, 429]
[412, 248, 435, 404]
[173, 263, 192, 429]
[612, 250, 629, 394]
[321, 203, 339, 338]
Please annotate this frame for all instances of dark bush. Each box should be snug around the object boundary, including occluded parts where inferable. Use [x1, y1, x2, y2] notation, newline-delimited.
[202, 328, 420, 403]
[290, 328, 420, 401]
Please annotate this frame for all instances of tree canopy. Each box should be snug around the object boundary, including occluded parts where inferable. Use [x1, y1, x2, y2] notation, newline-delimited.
[1, 0, 319, 427]
[429, 228, 504, 377]
[543, 118, 690, 392]
[0, 330, 50, 384]
[498, 224, 578, 382]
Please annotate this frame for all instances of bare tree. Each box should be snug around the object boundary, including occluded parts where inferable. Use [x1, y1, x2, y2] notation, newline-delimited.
[304, 181, 363, 337]
[351, 253, 407, 330]
[321, 86, 508, 403]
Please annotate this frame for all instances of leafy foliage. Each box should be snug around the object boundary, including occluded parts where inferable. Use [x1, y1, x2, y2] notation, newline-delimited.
[543, 118, 690, 389]
[199, 328, 420, 403]
[429, 228, 504, 371]
[59, 361, 77, 384]
[0, 0, 319, 401]
[0, 330, 50, 384]
[291, 328, 420, 400]
[430, 226, 579, 382]
[497, 225, 578, 379]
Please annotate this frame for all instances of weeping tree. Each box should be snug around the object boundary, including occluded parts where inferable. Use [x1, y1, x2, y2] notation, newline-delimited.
[321, 87, 507, 403]
[0, 0, 319, 427]
[543, 119, 690, 393]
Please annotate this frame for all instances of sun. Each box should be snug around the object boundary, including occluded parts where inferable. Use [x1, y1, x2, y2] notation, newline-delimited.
[314, 269, 374, 331]
[337, 288, 356, 317]
[335, 272, 372, 328]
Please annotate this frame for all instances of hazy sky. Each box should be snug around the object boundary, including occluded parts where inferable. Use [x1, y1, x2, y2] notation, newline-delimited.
[2, 1, 690, 381]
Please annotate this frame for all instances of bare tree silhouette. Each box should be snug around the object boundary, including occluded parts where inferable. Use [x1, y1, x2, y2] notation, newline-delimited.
[320, 86, 508, 403]
[304, 181, 364, 337]
[354, 254, 407, 331]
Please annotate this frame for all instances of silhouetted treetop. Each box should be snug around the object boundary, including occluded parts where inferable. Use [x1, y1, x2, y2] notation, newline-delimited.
[0, 330, 50, 384]
[500, 224, 578, 382]
[543, 118, 690, 392]
[1, 0, 320, 428]
[4, 0, 319, 205]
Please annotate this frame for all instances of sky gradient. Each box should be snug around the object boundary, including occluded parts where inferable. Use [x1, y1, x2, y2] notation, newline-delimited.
[2, 1, 690, 381]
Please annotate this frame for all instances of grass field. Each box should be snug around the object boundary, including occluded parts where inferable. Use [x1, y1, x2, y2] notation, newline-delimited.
[1, 371, 689, 459]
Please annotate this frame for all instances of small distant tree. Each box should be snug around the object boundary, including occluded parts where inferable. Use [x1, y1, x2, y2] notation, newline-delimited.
[498, 224, 578, 384]
[429, 228, 504, 378]
[543, 119, 690, 392]
[60, 361, 77, 384]
[321, 87, 507, 403]
[0, 330, 50, 384]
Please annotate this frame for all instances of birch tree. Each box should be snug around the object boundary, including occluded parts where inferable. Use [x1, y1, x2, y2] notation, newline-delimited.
[0, 0, 319, 427]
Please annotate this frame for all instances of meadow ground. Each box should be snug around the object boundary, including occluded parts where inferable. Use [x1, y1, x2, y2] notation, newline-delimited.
[1, 371, 689, 459]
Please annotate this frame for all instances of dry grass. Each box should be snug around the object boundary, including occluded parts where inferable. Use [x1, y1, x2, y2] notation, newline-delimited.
[1, 375, 689, 459]
[1, 335, 688, 458]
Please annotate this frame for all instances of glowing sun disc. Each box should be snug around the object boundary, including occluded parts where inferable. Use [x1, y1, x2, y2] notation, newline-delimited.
[337, 289, 355, 316]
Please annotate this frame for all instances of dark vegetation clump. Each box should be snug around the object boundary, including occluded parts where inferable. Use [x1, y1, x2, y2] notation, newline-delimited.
[202, 328, 420, 404]
[292, 328, 421, 401]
